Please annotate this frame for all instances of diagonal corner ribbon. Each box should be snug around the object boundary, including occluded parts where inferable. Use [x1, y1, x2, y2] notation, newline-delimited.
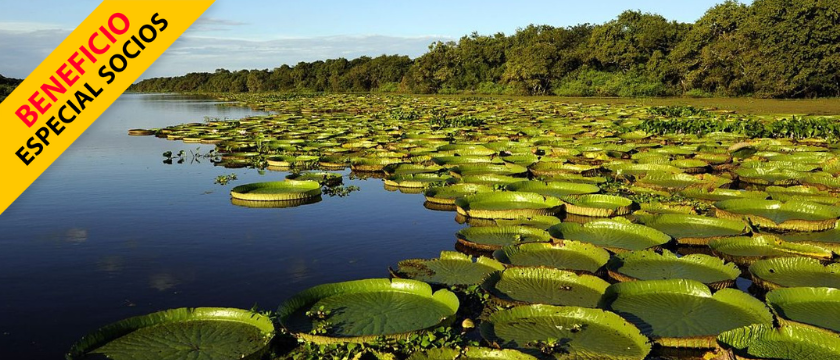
[0, 0, 214, 214]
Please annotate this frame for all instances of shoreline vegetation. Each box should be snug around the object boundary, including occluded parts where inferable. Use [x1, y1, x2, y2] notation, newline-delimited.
[0, 74, 22, 103]
[128, 0, 840, 99]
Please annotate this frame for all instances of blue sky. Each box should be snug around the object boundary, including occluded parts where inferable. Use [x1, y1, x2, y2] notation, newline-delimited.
[0, 0, 750, 80]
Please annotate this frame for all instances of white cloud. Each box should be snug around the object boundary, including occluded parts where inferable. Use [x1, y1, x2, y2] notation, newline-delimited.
[191, 17, 248, 32]
[141, 34, 450, 79]
[0, 21, 68, 33]
[0, 27, 450, 80]
[0, 28, 69, 78]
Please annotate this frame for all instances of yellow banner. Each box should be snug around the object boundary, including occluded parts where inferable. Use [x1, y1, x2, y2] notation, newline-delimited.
[0, 0, 214, 214]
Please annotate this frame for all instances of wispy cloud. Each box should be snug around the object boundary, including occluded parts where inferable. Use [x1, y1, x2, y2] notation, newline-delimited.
[0, 27, 451, 80]
[0, 28, 69, 78]
[0, 21, 68, 33]
[143, 34, 450, 79]
[191, 17, 248, 32]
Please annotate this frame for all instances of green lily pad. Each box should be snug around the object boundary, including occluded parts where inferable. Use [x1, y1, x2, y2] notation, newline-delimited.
[432, 155, 501, 166]
[670, 159, 710, 173]
[561, 194, 635, 217]
[479, 305, 651, 360]
[735, 167, 807, 186]
[548, 219, 670, 252]
[606, 250, 740, 289]
[407, 347, 539, 360]
[383, 163, 444, 176]
[230, 180, 322, 201]
[455, 192, 565, 219]
[385, 173, 453, 188]
[494, 215, 562, 230]
[766, 287, 840, 333]
[350, 157, 405, 172]
[709, 235, 834, 266]
[67, 307, 274, 360]
[717, 323, 840, 360]
[278, 279, 459, 344]
[424, 184, 494, 205]
[286, 172, 343, 186]
[539, 173, 607, 184]
[641, 213, 749, 245]
[714, 199, 840, 232]
[506, 181, 601, 198]
[493, 241, 610, 273]
[679, 188, 768, 202]
[450, 163, 528, 177]
[530, 162, 600, 176]
[635, 172, 730, 191]
[749, 257, 840, 291]
[456, 226, 552, 251]
[458, 174, 525, 186]
[395, 251, 505, 286]
[482, 267, 609, 307]
[600, 279, 773, 348]
[778, 223, 840, 252]
[605, 163, 682, 176]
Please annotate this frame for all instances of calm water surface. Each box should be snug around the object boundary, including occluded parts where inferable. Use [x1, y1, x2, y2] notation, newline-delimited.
[0, 94, 464, 359]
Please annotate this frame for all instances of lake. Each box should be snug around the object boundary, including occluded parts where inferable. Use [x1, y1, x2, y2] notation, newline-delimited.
[0, 94, 464, 359]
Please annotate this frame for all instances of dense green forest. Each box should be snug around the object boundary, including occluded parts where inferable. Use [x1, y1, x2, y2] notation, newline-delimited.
[132, 0, 839, 98]
[0, 74, 22, 103]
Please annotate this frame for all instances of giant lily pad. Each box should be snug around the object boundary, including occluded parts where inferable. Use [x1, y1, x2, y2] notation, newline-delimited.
[458, 174, 524, 186]
[385, 173, 453, 188]
[394, 251, 505, 286]
[232, 197, 322, 209]
[714, 199, 840, 232]
[766, 287, 840, 333]
[735, 167, 807, 186]
[709, 235, 834, 266]
[505, 181, 600, 198]
[493, 241, 610, 274]
[749, 257, 840, 291]
[278, 279, 459, 344]
[494, 215, 562, 230]
[67, 307, 274, 360]
[778, 222, 840, 252]
[383, 163, 443, 176]
[635, 172, 730, 191]
[432, 155, 501, 166]
[286, 172, 342, 186]
[479, 305, 651, 360]
[455, 192, 564, 219]
[679, 188, 768, 202]
[717, 323, 840, 360]
[407, 347, 539, 360]
[561, 194, 635, 217]
[641, 214, 750, 245]
[530, 162, 600, 177]
[548, 219, 670, 252]
[606, 250, 740, 289]
[605, 163, 681, 176]
[599, 279, 773, 349]
[481, 267, 609, 307]
[350, 157, 405, 172]
[424, 184, 494, 205]
[456, 226, 551, 251]
[230, 180, 322, 201]
[450, 163, 528, 177]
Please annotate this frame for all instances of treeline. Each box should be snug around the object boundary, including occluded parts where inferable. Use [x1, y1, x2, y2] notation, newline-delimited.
[0, 74, 22, 103]
[131, 0, 840, 98]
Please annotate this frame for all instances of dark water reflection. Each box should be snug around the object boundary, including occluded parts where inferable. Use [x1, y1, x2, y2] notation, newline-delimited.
[0, 94, 464, 359]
